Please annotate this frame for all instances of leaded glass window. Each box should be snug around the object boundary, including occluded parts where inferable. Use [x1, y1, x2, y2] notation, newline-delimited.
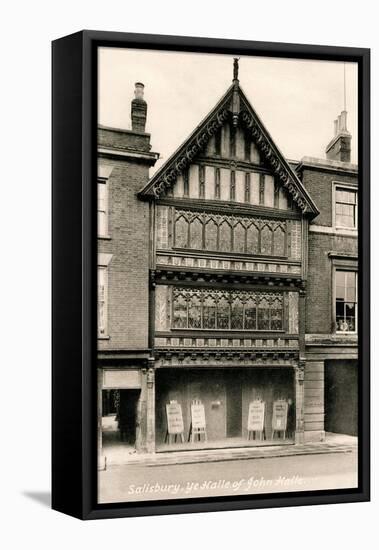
[270, 297, 283, 330]
[217, 296, 230, 329]
[258, 297, 270, 330]
[244, 298, 257, 330]
[231, 298, 244, 329]
[172, 289, 284, 331]
[203, 296, 216, 329]
[188, 294, 202, 328]
[173, 294, 187, 328]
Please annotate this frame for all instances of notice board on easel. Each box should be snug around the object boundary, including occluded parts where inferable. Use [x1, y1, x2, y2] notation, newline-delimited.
[190, 402, 206, 430]
[166, 401, 184, 434]
[247, 400, 265, 432]
[272, 400, 288, 431]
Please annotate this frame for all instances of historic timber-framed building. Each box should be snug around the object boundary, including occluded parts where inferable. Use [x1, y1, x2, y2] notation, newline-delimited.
[97, 61, 358, 464]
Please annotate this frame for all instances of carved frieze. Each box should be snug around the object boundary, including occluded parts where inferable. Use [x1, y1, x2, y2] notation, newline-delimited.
[154, 348, 299, 369]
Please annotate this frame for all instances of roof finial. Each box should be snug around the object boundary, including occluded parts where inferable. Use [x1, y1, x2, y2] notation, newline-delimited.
[233, 57, 239, 82]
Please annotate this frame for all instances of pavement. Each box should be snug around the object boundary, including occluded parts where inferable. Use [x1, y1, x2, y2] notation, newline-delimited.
[101, 429, 357, 467]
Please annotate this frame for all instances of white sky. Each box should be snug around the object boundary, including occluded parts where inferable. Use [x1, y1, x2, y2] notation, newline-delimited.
[98, 47, 358, 172]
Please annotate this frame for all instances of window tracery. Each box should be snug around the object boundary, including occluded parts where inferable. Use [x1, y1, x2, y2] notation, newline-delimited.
[173, 209, 287, 257]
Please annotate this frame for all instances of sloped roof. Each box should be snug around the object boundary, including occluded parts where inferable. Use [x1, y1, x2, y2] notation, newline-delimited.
[139, 78, 319, 218]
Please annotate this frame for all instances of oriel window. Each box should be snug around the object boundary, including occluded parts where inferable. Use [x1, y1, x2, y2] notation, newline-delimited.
[172, 289, 283, 331]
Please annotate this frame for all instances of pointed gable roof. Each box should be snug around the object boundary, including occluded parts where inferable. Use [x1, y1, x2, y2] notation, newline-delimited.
[139, 71, 319, 218]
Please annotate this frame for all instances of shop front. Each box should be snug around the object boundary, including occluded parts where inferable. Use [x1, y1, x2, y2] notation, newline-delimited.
[155, 367, 296, 451]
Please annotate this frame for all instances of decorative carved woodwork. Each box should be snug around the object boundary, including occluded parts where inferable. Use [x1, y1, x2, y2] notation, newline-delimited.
[139, 85, 319, 218]
[173, 208, 287, 256]
[151, 268, 303, 287]
[154, 348, 299, 368]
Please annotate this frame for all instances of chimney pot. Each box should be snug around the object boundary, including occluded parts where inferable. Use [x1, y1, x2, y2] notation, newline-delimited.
[340, 110, 347, 132]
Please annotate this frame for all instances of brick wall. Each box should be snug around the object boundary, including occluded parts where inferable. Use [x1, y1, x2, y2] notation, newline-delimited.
[297, 165, 358, 334]
[301, 167, 356, 227]
[98, 155, 151, 350]
[98, 127, 151, 152]
[307, 232, 357, 334]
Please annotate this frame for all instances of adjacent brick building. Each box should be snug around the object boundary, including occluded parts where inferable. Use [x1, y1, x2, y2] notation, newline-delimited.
[97, 63, 358, 464]
[296, 115, 358, 440]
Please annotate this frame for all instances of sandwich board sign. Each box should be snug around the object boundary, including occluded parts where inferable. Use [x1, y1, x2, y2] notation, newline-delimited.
[247, 400, 265, 432]
[190, 402, 206, 429]
[166, 401, 184, 434]
[272, 400, 288, 431]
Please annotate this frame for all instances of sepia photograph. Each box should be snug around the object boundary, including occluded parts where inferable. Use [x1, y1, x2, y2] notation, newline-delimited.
[96, 47, 359, 505]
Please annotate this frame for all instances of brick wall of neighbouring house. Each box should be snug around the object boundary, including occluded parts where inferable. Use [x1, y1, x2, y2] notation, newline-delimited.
[300, 167, 357, 227]
[307, 232, 357, 334]
[299, 166, 358, 335]
[98, 154, 151, 350]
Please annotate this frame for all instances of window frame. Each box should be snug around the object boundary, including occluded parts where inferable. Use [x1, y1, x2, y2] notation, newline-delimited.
[331, 256, 358, 335]
[332, 181, 358, 232]
[97, 253, 113, 339]
[97, 164, 113, 239]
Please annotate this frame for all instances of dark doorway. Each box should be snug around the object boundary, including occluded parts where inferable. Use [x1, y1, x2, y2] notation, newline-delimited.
[325, 360, 358, 436]
[226, 380, 242, 438]
[118, 389, 140, 444]
[102, 389, 118, 416]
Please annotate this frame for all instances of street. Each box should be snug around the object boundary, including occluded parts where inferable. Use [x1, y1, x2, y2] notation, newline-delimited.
[98, 450, 358, 503]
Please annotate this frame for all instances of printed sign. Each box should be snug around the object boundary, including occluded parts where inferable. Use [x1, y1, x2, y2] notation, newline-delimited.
[190, 402, 206, 429]
[166, 401, 184, 435]
[247, 400, 265, 432]
[272, 400, 288, 431]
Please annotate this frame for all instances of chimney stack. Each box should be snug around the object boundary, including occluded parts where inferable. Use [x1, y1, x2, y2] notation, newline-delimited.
[131, 82, 147, 132]
[325, 110, 351, 163]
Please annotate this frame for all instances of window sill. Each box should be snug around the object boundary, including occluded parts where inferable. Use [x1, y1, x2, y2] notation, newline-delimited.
[98, 335, 110, 340]
[98, 235, 112, 240]
[334, 226, 357, 232]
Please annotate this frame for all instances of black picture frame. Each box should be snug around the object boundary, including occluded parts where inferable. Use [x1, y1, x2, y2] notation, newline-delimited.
[52, 30, 370, 520]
